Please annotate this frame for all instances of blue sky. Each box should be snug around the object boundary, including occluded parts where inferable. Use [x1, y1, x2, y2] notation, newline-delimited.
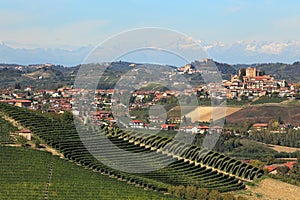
[1, 0, 300, 48]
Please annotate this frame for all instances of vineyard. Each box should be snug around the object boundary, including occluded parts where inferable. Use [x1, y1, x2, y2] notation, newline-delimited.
[0, 102, 264, 198]
[0, 112, 18, 143]
[0, 146, 176, 199]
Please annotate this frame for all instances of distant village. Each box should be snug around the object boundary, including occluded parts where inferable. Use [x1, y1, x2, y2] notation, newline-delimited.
[178, 59, 297, 99]
[1, 60, 300, 136]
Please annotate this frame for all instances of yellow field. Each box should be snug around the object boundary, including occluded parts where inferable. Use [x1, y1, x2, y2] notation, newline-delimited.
[185, 106, 242, 122]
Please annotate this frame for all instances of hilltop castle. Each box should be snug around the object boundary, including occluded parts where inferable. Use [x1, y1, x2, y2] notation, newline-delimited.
[224, 67, 291, 99]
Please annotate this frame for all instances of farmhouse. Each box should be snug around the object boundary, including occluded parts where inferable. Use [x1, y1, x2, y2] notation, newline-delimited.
[198, 125, 209, 134]
[264, 161, 296, 175]
[0, 99, 32, 108]
[252, 123, 268, 131]
[18, 129, 32, 140]
[161, 124, 177, 131]
[129, 120, 146, 129]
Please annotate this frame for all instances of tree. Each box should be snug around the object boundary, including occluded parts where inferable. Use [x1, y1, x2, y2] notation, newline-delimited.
[173, 185, 185, 198]
[14, 83, 21, 90]
[278, 116, 284, 124]
[60, 111, 74, 123]
[268, 119, 279, 130]
[236, 196, 248, 200]
[167, 185, 176, 195]
[208, 190, 221, 200]
[34, 139, 41, 148]
[243, 121, 252, 131]
[290, 153, 300, 181]
[19, 137, 27, 147]
[266, 155, 275, 165]
[182, 116, 187, 124]
[238, 68, 246, 81]
[249, 160, 265, 169]
[185, 185, 197, 200]
[222, 193, 235, 200]
[277, 165, 290, 176]
[196, 188, 209, 200]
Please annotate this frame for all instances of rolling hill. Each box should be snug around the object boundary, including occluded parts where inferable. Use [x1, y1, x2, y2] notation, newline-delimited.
[0, 102, 264, 196]
[226, 104, 300, 126]
[0, 60, 299, 90]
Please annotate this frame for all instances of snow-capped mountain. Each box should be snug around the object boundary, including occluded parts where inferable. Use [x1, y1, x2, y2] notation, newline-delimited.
[201, 40, 300, 64]
[0, 40, 299, 66]
[0, 43, 93, 66]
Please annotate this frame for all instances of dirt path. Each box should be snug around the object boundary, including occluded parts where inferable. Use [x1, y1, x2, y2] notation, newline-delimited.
[258, 142, 300, 153]
[267, 144, 300, 153]
[237, 178, 300, 200]
[2, 113, 27, 130]
[40, 145, 64, 158]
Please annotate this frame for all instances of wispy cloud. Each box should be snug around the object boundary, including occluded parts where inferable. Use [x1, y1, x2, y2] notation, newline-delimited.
[225, 5, 243, 13]
[224, 0, 248, 14]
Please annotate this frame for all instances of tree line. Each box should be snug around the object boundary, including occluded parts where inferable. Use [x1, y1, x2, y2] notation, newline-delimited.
[168, 185, 246, 200]
[250, 129, 300, 148]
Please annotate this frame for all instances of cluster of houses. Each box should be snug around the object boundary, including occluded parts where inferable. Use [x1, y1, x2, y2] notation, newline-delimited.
[178, 60, 298, 99]
[223, 67, 297, 99]
[0, 87, 73, 112]
[250, 122, 300, 133]
[1, 61, 299, 134]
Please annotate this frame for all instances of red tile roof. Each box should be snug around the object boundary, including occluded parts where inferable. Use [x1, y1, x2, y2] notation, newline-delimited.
[131, 120, 143, 123]
[253, 123, 268, 127]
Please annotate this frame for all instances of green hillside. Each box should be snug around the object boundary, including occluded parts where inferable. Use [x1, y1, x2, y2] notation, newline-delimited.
[0, 102, 265, 195]
[0, 146, 176, 200]
[0, 113, 18, 143]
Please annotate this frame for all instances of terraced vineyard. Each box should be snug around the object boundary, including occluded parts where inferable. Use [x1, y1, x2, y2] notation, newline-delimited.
[0, 102, 264, 196]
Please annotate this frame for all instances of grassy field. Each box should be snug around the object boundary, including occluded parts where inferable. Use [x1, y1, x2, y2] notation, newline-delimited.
[0, 146, 177, 200]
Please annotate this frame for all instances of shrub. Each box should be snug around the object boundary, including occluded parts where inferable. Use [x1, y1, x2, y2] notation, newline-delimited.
[186, 185, 197, 200]
[173, 185, 186, 198]
[208, 190, 221, 200]
[222, 193, 235, 200]
[197, 188, 209, 200]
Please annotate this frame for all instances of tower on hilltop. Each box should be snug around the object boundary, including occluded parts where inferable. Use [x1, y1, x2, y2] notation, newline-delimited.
[245, 67, 256, 77]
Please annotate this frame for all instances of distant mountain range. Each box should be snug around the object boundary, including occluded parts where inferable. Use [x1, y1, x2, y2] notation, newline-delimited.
[200, 40, 300, 64]
[0, 43, 92, 66]
[0, 40, 300, 66]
